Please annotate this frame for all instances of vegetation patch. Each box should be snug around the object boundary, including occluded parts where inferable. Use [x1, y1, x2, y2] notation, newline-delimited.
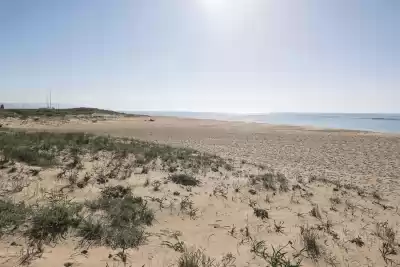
[0, 199, 30, 236]
[26, 200, 82, 244]
[0, 130, 230, 172]
[82, 186, 154, 250]
[251, 173, 279, 191]
[170, 174, 201, 186]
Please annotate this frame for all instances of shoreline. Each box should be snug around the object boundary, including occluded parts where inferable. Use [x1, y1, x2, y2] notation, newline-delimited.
[146, 115, 400, 136]
[127, 111, 400, 134]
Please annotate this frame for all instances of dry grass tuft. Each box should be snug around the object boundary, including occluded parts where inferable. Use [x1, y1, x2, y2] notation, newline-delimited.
[300, 225, 321, 260]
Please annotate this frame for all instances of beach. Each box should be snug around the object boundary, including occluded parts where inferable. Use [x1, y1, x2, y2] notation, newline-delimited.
[1, 115, 400, 267]
[7, 116, 400, 197]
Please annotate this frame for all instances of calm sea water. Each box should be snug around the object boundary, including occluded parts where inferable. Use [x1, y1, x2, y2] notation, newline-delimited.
[127, 111, 400, 133]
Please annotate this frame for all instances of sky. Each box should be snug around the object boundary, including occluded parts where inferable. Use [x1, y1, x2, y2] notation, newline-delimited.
[0, 0, 399, 113]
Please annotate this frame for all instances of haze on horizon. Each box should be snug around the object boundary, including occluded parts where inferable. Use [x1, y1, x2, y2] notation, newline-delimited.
[0, 0, 398, 114]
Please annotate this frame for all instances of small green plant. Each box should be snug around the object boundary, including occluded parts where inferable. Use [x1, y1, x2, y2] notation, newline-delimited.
[274, 221, 285, 234]
[162, 237, 185, 252]
[254, 208, 269, 220]
[266, 246, 302, 267]
[177, 248, 217, 267]
[170, 174, 200, 186]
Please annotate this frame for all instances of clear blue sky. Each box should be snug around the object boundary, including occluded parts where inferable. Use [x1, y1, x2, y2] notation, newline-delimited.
[0, 0, 398, 113]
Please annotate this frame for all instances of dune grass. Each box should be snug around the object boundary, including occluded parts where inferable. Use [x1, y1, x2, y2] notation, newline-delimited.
[0, 130, 231, 171]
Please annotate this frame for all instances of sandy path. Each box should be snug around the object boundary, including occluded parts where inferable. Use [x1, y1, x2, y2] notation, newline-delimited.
[9, 116, 400, 200]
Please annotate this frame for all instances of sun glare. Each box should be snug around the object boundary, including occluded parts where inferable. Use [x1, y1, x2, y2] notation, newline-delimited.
[199, 0, 227, 10]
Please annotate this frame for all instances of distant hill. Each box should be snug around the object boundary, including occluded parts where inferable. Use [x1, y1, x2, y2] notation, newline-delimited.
[0, 107, 142, 118]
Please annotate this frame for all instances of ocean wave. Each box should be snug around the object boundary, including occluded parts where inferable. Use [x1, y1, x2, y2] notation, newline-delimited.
[366, 117, 400, 121]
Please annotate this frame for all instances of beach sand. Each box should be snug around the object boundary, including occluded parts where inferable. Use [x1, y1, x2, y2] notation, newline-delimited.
[1, 115, 400, 266]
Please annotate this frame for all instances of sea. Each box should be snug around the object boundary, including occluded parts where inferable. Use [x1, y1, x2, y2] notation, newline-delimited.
[126, 111, 400, 134]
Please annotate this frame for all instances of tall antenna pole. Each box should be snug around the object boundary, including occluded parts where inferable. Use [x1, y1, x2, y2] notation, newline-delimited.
[50, 90, 52, 109]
